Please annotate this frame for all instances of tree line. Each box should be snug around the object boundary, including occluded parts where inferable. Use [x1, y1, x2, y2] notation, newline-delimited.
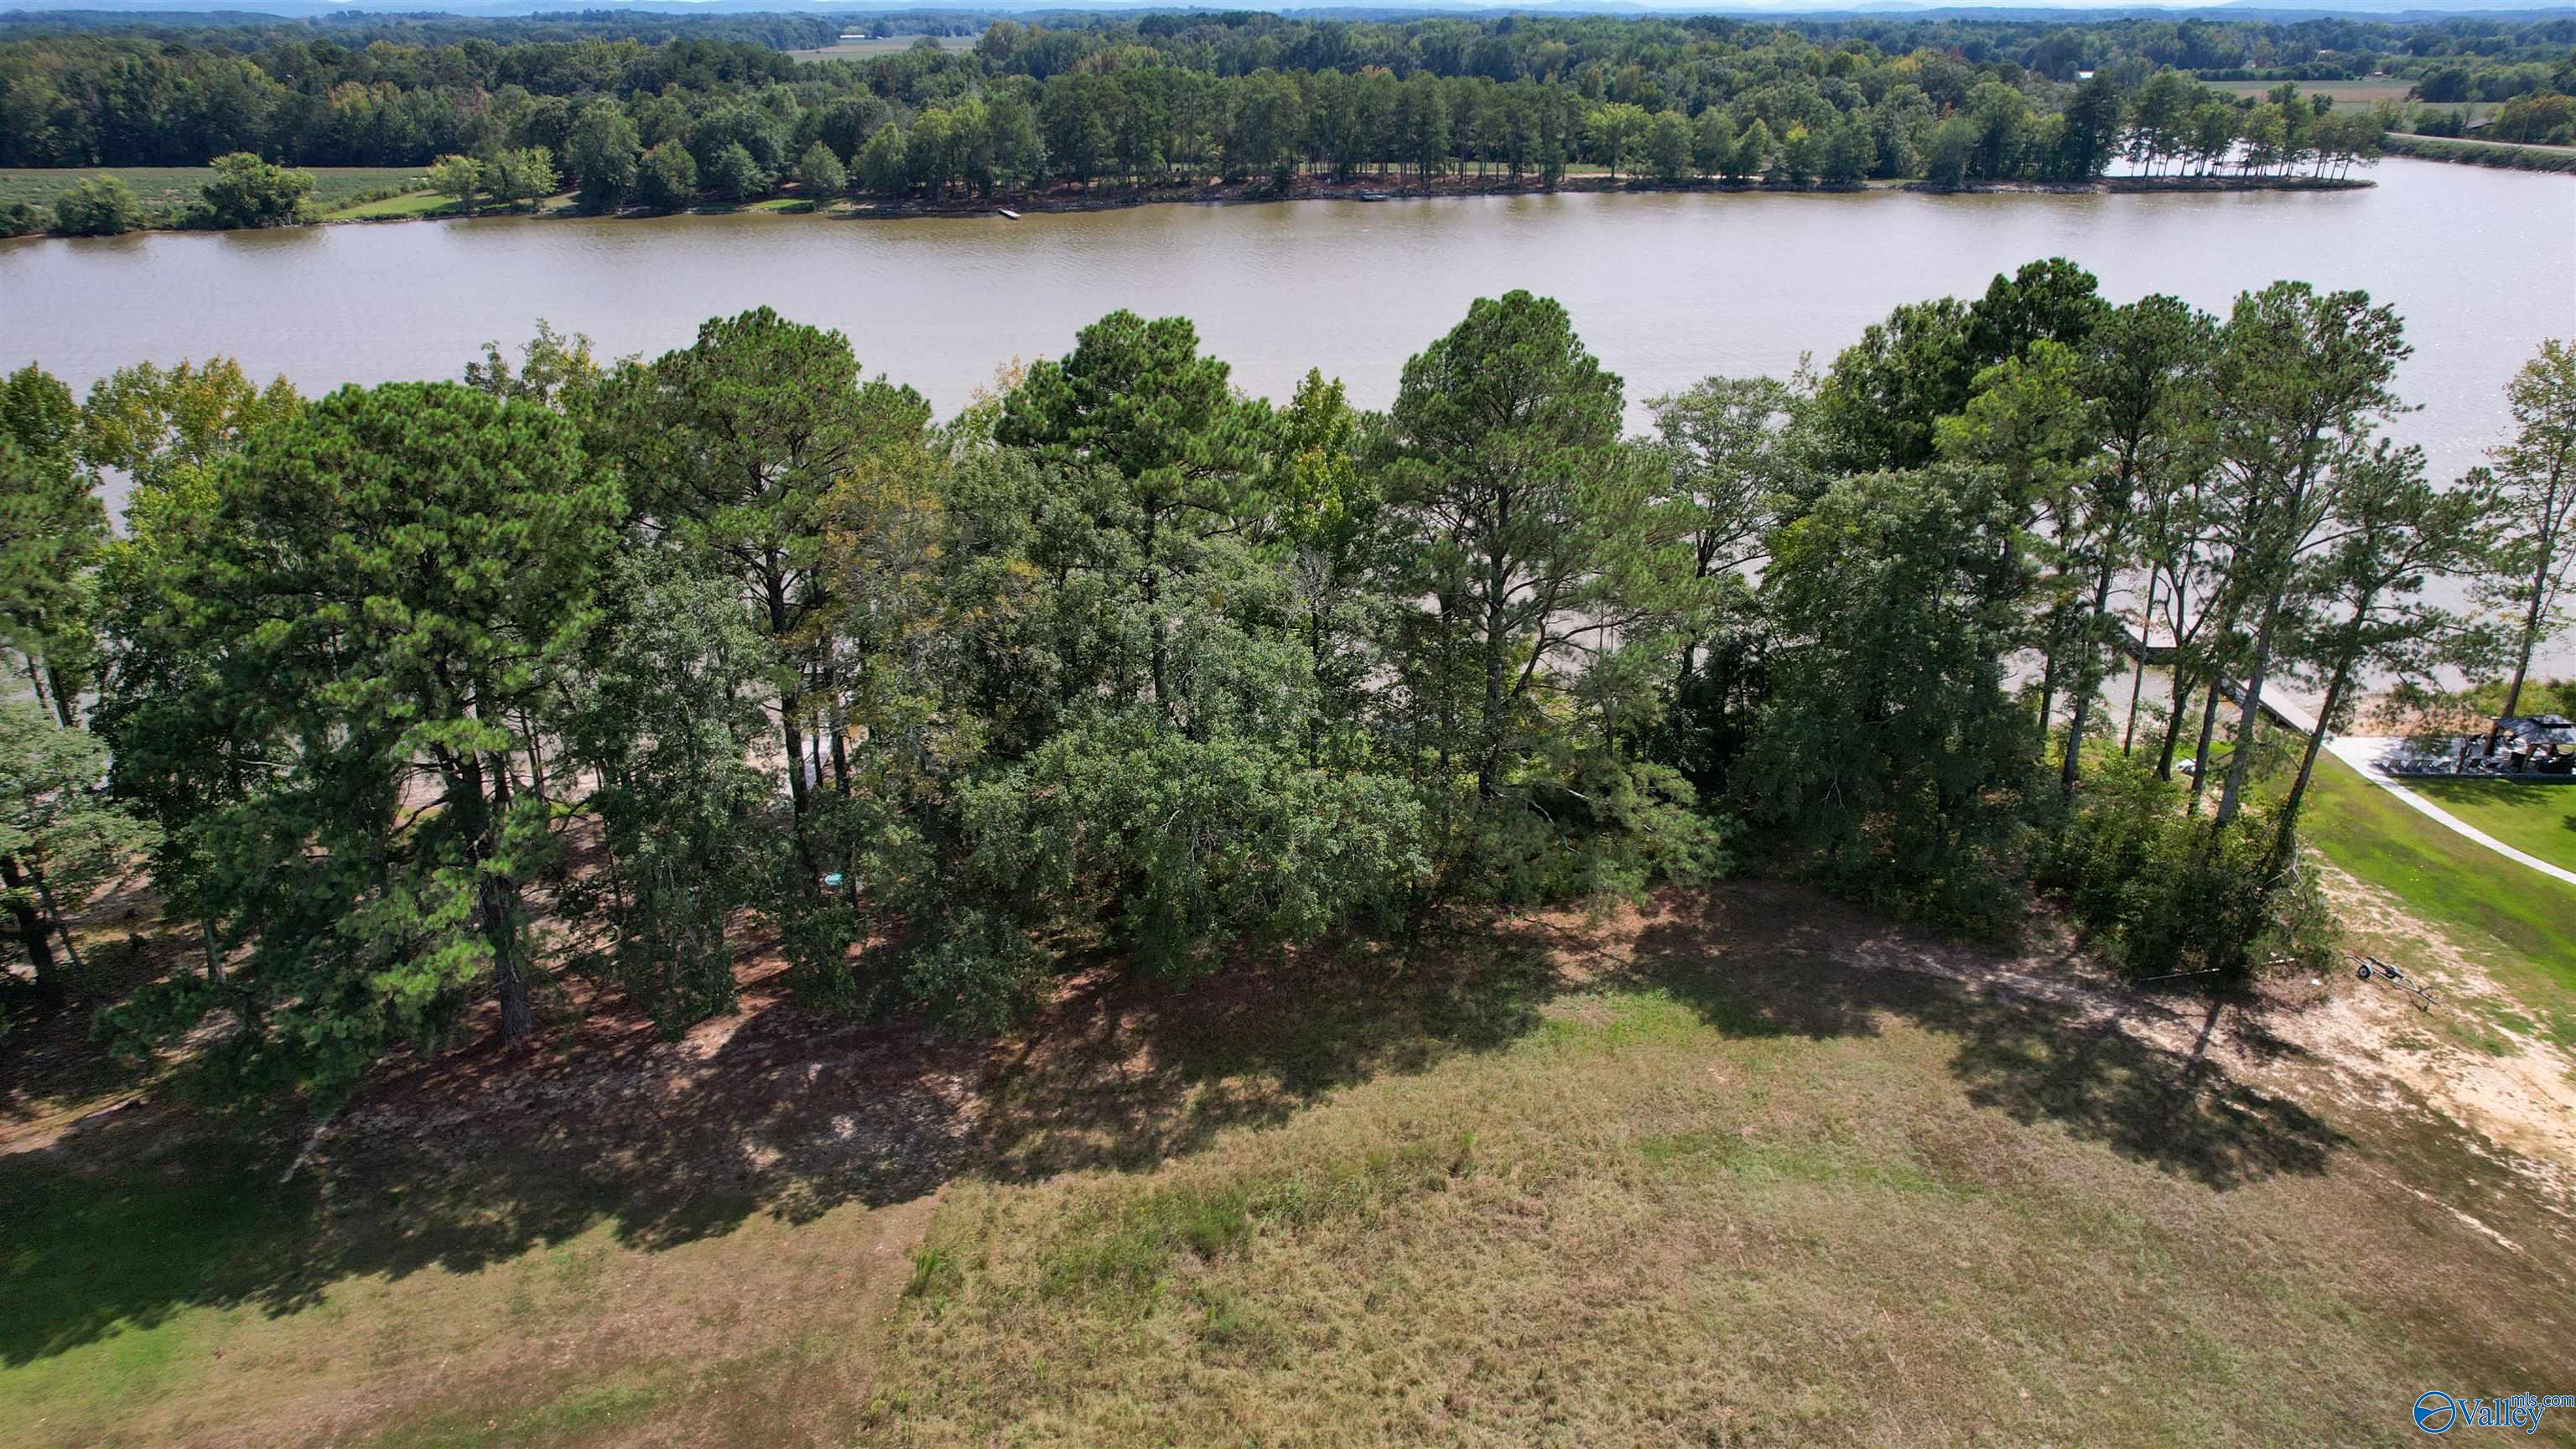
[3, 267, 2568, 1107]
[1, 64, 2401, 240]
[6, 8, 2490, 190]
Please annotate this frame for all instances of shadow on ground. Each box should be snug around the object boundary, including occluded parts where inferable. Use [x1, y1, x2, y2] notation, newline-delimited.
[2, 876, 2348, 1370]
[1623, 884, 2345, 1192]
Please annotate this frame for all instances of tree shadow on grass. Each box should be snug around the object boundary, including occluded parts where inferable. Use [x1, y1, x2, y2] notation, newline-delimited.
[2, 877, 2346, 1371]
[971, 928, 1561, 1184]
[1621, 882, 2347, 1192]
[0, 962, 990, 1368]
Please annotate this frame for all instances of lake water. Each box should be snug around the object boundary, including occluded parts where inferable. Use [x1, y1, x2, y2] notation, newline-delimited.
[5, 155, 2573, 669]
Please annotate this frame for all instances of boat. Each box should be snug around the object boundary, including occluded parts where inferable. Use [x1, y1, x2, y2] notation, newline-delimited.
[996, 208, 1022, 220]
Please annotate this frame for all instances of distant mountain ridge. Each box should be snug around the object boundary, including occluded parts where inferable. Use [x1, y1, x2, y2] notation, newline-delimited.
[6, 0, 2575, 17]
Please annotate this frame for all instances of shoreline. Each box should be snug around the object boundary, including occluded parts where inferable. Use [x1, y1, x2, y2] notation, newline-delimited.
[834, 171, 2372, 222]
[3, 169, 2381, 245]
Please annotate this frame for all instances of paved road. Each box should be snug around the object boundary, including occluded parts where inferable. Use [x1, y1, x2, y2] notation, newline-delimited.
[2325, 736, 2576, 889]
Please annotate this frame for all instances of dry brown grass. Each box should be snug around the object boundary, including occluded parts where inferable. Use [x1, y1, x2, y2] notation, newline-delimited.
[872, 889, 2576, 1447]
[7, 883, 2573, 1447]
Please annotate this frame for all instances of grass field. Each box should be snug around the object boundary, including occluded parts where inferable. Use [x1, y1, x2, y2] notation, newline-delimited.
[7, 881, 2570, 1448]
[2210, 78, 2413, 104]
[2200, 79, 2516, 132]
[877, 894, 2572, 1447]
[0, 167, 431, 219]
[787, 34, 979, 61]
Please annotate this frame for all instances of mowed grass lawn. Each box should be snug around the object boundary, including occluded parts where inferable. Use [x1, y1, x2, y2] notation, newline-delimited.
[319, 189, 453, 221]
[2405, 777, 2576, 875]
[7, 886, 2571, 1447]
[2293, 754, 2576, 1058]
[0, 167, 431, 218]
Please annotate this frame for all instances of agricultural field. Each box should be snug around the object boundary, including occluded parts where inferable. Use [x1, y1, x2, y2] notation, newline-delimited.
[0, 166, 431, 219]
[787, 33, 980, 61]
[2209, 77, 2419, 105]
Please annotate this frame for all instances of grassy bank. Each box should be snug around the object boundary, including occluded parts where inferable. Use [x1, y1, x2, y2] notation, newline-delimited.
[319, 189, 454, 221]
[2381, 133, 2576, 173]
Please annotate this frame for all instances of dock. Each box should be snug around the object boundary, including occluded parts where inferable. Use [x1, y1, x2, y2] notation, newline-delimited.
[2114, 621, 2314, 735]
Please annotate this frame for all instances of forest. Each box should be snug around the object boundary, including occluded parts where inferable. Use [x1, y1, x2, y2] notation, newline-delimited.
[5, 7, 2565, 229]
[5, 259, 2570, 1108]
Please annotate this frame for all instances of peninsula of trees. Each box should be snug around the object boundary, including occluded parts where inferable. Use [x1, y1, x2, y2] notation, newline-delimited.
[5, 260, 2569, 1106]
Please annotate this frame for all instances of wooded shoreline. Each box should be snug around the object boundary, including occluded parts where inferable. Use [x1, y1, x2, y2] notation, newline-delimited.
[279, 169, 2378, 234]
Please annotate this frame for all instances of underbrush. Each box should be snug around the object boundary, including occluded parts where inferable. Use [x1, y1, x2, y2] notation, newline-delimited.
[2036, 755, 2334, 984]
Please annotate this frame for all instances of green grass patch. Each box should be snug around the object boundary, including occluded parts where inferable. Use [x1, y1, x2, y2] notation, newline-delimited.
[1036, 1135, 1476, 1308]
[2293, 754, 2576, 1052]
[2402, 778, 2576, 873]
[0, 1135, 307, 1435]
[0, 1108, 904, 1448]
[366, 1374, 664, 1449]
[2298, 756, 2576, 998]
[321, 189, 454, 221]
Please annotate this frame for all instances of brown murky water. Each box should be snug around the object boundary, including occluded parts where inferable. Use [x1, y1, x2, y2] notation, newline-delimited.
[4, 155, 2570, 661]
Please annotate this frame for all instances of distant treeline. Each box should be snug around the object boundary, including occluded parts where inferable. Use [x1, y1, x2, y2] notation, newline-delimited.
[0, 8, 851, 47]
[5, 10, 2523, 196]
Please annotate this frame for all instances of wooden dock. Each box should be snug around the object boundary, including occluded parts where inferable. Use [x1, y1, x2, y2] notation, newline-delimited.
[2115, 622, 2314, 735]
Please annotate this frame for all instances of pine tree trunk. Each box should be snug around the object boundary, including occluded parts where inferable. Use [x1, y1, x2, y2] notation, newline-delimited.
[2123, 569, 2158, 753]
[489, 870, 534, 1040]
[3, 854, 61, 1003]
[476, 750, 536, 1041]
[1478, 543, 1509, 801]
[2268, 656, 2354, 879]
[2188, 666, 2224, 810]
[768, 568, 809, 818]
[2493, 547, 2552, 745]
[2034, 618, 2060, 761]
[2215, 589, 2283, 825]
[2062, 558, 2121, 791]
[2158, 672, 2194, 780]
[1144, 506, 1169, 712]
[44, 661, 75, 729]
